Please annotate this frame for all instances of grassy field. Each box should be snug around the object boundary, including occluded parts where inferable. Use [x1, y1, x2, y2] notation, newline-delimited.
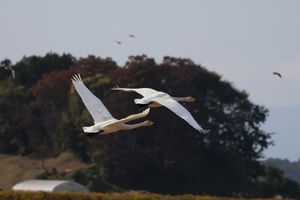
[0, 154, 293, 199]
[0, 152, 90, 189]
[0, 191, 291, 200]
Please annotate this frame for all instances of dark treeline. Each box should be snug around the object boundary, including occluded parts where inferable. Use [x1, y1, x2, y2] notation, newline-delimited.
[262, 158, 300, 184]
[0, 53, 299, 198]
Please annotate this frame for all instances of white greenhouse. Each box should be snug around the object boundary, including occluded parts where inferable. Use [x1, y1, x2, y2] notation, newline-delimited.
[12, 180, 88, 192]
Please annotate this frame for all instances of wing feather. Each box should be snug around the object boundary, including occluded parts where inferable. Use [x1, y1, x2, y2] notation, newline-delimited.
[72, 74, 115, 123]
[155, 97, 208, 133]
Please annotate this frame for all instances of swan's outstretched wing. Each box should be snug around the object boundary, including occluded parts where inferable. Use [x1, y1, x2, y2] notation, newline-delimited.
[112, 87, 158, 97]
[155, 97, 209, 133]
[72, 74, 115, 123]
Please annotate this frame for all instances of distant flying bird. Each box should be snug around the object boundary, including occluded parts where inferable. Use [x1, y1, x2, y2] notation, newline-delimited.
[112, 87, 209, 134]
[273, 72, 282, 78]
[71, 74, 153, 137]
[128, 34, 135, 38]
[0, 64, 15, 79]
[115, 40, 122, 45]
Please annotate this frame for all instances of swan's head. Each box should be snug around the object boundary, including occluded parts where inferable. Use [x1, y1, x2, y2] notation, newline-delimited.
[82, 126, 102, 134]
[185, 96, 196, 103]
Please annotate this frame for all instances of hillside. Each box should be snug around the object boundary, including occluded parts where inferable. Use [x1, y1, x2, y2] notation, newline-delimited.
[262, 158, 300, 184]
[0, 152, 90, 189]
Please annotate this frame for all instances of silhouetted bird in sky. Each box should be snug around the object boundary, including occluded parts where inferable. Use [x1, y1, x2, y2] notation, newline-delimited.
[273, 72, 282, 78]
[115, 40, 122, 45]
[128, 34, 135, 38]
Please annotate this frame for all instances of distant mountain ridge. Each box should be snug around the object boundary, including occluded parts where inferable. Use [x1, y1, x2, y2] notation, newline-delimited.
[262, 158, 300, 184]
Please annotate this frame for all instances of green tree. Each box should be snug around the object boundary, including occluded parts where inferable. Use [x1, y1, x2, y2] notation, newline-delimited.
[0, 58, 13, 80]
[262, 158, 300, 185]
[14, 52, 75, 86]
[0, 80, 38, 154]
[258, 166, 300, 198]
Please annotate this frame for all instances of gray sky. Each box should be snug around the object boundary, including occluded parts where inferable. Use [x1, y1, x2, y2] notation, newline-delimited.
[1, 0, 299, 160]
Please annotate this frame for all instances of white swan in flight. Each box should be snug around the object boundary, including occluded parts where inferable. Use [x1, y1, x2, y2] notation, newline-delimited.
[112, 87, 209, 134]
[71, 74, 153, 136]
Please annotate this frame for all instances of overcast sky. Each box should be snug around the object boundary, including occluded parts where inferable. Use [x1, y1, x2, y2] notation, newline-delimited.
[1, 0, 299, 161]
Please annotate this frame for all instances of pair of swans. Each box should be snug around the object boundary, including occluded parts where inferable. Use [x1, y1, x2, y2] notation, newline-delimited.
[71, 74, 209, 136]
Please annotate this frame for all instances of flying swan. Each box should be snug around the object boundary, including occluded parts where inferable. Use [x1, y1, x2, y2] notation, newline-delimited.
[112, 87, 209, 134]
[71, 74, 154, 136]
